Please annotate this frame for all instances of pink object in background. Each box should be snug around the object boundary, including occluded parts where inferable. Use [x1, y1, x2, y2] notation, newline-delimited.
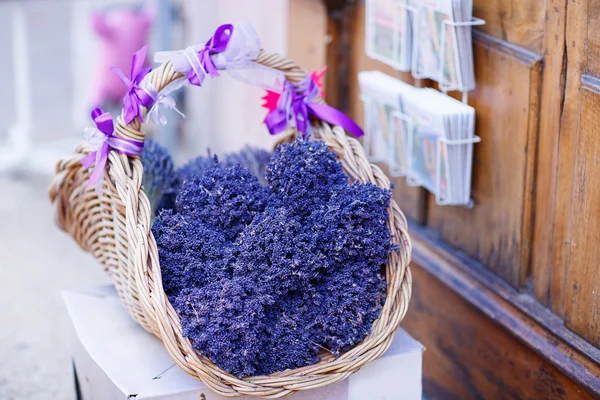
[89, 6, 154, 108]
[261, 66, 328, 117]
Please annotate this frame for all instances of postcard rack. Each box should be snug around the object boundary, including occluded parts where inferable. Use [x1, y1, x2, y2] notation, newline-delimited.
[360, 91, 480, 208]
[365, 0, 486, 103]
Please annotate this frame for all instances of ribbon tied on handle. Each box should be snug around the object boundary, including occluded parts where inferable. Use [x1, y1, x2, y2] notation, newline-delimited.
[191, 23, 233, 85]
[111, 45, 153, 124]
[139, 79, 185, 126]
[264, 76, 364, 138]
[81, 108, 144, 195]
[154, 24, 233, 87]
[154, 23, 284, 92]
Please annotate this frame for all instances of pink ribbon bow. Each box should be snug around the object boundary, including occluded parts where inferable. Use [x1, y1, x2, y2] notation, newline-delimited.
[111, 45, 153, 124]
[264, 77, 364, 138]
[81, 108, 144, 195]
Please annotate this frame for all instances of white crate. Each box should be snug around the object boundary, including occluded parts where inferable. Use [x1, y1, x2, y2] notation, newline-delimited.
[64, 285, 424, 400]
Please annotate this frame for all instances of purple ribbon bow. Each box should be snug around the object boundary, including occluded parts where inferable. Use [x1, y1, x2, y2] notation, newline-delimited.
[264, 77, 364, 138]
[187, 24, 234, 86]
[111, 46, 153, 125]
[81, 108, 144, 195]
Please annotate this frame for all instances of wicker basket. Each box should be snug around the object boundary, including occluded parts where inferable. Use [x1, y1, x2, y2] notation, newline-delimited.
[48, 46, 412, 397]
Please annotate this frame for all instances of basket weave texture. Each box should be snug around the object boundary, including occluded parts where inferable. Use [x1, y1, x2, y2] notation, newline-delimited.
[48, 50, 412, 398]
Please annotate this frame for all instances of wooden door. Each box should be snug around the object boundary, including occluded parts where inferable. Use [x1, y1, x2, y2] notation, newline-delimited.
[305, 0, 600, 398]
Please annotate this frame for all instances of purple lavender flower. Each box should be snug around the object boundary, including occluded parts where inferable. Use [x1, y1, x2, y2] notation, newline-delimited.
[151, 209, 232, 299]
[176, 164, 270, 241]
[173, 278, 276, 377]
[233, 207, 328, 295]
[175, 150, 218, 190]
[153, 138, 396, 377]
[265, 139, 347, 217]
[305, 182, 393, 353]
[223, 146, 271, 185]
[174, 276, 321, 377]
[141, 139, 176, 215]
[177, 146, 272, 189]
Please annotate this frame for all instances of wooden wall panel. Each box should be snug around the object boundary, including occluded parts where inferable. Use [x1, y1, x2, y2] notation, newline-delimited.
[565, 76, 600, 347]
[585, 1, 600, 77]
[287, 0, 328, 73]
[349, 3, 427, 223]
[426, 33, 541, 288]
[530, 0, 570, 315]
[404, 262, 594, 400]
[322, 0, 600, 395]
[408, 221, 600, 397]
[472, 1, 545, 53]
[325, 13, 340, 109]
[543, 0, 588, 317]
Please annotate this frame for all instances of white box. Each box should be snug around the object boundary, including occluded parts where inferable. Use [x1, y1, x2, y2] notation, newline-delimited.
[64, 286, 424, 400]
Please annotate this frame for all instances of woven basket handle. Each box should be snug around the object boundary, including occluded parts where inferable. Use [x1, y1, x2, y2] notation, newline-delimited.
[112, 50, 321, 146]
[48, 48, 321, 232]
[49, 34, 372, 256]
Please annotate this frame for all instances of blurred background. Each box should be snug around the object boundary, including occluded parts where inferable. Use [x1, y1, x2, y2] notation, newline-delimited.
[0, 0, 326, 398]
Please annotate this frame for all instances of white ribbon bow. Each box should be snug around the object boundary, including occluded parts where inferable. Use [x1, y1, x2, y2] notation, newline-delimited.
[154, 22, 284, 92]
[139, 79, 185, 126]
[84, 126, 106, 152]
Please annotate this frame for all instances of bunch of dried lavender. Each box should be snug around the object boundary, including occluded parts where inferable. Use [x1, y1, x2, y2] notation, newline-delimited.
[153, 138, 396, 377]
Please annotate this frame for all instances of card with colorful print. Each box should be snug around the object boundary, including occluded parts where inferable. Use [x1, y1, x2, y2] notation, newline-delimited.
[410, 0, 475, 91]
[359, 71, 419, 171]
[366, 0, 413, 71]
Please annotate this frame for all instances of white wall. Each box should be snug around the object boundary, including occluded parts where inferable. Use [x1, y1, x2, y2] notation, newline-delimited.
[0, 0, 289, 172]
[178, 0, 288, 160]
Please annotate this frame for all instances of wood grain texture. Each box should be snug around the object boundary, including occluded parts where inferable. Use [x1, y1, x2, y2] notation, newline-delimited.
[405, 267, 596, 400]
[323, 1, 600, 394]
[286, 0, 327, 73]
[405, 222, 600, 398]
[426, 32, 542, 288]
[565, 77, 600, 347]
[325, 13, 340, 108]
[585, 0, 600, 77]
[548, 0, 588, 317]
[348, 3, 427, 223]
[472, 1, 545, 53]
[529, 0, 570, 312]
[324, 2, 355, 113]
